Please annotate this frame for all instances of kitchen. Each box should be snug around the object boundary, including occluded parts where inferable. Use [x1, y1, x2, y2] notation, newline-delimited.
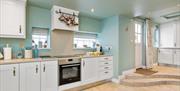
[0, 0, 180, 91]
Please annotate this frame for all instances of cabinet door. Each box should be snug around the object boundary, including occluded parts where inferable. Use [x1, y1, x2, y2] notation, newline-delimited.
[158, 49, 173, 64]
[82, 58, 98, 84]
[0, 0, 26, 38]
[160, 22, 176, 48]
[41, 61, 58, 91]
[20, 62, 41, 91]
[175, 20, 180, 48]
[174, 50, 180, 66]
[0, 64, 19, 91]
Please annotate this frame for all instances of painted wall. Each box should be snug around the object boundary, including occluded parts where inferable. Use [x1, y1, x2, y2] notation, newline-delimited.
[98, 16, 120, 77]
[118, 16, 135, 75]
[0, 5, 102, 57]
[98, 16, 135, 77]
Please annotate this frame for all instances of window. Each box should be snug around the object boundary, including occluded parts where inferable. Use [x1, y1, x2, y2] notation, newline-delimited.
[73, 32, 98, 49]
[135, 22, 142, 44]
[32, 27, 50, 49]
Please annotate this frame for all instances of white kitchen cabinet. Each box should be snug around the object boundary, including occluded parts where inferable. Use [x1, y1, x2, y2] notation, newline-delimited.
[0, 0, 26, 38]
[160, 21, 176, 48]
[174, 50, 180, 66]
[0, 64, 19, 91]
[158, 49, 174, 64]
[41, 61, 58, 91]
[175, 20, 180, 48]
[20, 62, 41, 91]
[82, 58, 98, 84]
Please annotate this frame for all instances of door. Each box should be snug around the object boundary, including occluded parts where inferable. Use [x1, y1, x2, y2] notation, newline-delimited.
[174, 50, 180, 66]
[135, 22, 143, 68]
[82, 58, 98, 84]
[0, 64, 19, 91]
[41, 61, 58, 91]
[20, 62, 41, 91]
[160, 22, 176, 48]
[158, 49, 173, 64]
[0, 0, 25, 38]
[175, 20, 180, 48]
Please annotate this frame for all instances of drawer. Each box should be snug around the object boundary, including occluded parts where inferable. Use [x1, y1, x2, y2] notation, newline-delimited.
[99, 70, 113, 80]
[99, 65, 112, 71]
[99, 61, 113, 66]
[99, 56, 113, 61]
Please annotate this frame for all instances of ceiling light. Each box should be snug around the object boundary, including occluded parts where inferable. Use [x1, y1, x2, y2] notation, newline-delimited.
[162, 12, 180, 19]
[91, 8, 94, 12]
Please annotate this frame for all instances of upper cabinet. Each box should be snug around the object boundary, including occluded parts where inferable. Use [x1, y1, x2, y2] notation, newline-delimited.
[0, 0, 26, 38]
[51, 5, 79, 31]
[160, 20, 180, 48]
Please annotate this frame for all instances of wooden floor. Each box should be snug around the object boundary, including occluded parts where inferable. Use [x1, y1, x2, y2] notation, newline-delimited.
[83, 66, 180, 91]
[68, 66, 180, 91]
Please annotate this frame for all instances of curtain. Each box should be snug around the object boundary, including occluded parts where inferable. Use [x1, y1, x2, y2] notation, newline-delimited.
[145, 19, 158, 68]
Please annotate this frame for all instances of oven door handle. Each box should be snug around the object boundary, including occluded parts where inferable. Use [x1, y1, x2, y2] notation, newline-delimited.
[61, 64, 80, 67]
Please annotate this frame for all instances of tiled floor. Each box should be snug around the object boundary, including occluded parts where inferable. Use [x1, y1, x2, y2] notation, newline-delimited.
[67, 66, 180, 91]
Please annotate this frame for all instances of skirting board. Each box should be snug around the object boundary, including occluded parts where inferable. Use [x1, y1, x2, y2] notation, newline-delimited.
[111, 68, 136, 84]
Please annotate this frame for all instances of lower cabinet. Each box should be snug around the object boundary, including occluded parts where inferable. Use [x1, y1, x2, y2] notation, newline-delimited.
[82, 56, 113, 85]
[0, 60, 58, 91]
[41, 61, 58, 91]
[158, 49, 180, 66]
[174, 50, 180, 65]
[0, 64, 19, 91]
[20, 62, 41, 91]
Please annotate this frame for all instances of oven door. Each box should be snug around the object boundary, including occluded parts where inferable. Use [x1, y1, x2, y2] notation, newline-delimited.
[59, 63, 81, 85]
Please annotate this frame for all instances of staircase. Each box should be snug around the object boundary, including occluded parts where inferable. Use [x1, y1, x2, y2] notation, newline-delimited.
[121, 74, 180, 87]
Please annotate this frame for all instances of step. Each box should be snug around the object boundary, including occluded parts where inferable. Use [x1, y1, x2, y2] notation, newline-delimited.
[125, 74, 180, 80]
[121, 78, 180, 87]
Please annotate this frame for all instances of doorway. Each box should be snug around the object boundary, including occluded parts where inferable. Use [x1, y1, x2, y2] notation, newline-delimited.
[135, 22, 143, 68]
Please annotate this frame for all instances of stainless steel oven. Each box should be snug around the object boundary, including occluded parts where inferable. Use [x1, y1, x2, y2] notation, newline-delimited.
[58, 57, 81, 85]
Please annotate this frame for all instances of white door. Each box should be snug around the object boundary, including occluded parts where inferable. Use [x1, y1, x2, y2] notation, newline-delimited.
[175, 20, 180, 48]
[135, 22, 143, 68]
[0, 64, 19, 91]
[41, 61, 58, 91]
[174, 50, 180, 66]
[82, 58, 98, 84]
[160, 22, 176, 48]
[158, 49, 173, 64]
[0, 0, 25, 38]
[20, 62, 41, 91]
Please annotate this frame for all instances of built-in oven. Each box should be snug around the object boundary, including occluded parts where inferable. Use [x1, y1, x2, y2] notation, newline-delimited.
[58, 57, 81, 85]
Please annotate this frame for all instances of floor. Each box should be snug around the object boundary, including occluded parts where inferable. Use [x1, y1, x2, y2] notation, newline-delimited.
[79, 66, 180, 91]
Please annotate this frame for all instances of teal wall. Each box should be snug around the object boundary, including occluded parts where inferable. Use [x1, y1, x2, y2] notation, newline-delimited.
[118, 16, 135, 75]
[98, 16, 135, 77]
[98, 16, 120, 77]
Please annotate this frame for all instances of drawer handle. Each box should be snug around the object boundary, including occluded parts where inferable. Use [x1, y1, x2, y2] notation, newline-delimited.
[13, 67, 16, 77]
[105, 62, 108, 64]
[104, 58, 109, 60]
[105, 72, 109, 74]
[105, 67, 109, 69]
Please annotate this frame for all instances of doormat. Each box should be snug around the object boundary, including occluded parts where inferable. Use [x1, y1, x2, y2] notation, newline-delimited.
[135, 68, 158, 75]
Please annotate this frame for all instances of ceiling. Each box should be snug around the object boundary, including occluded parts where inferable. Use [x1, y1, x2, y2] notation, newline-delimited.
[28, 0, 180, 22]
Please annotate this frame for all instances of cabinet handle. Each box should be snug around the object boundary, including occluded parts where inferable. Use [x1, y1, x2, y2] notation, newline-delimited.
[105, 67, 109, 69]
[36, 65, 38, 74]
[19, 25, 22, 34]
[105, 62, 108, 64]
[105, 72, 108, 74]
[83, 61, 85, 67]
[13, 67, 16, 77]
[43, 64, 46, 72]
[104, 58, 109, 60]
[174, 43, 176, 47]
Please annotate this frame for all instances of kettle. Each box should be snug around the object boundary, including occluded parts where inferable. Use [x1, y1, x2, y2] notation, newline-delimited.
[0, 52, 3, 59]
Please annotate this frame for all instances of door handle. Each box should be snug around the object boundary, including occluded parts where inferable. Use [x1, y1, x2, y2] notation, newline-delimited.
[19, 25, 22, 34]
[43, 64, 46, 72]
[13, 67, 16, 77]
[36, 65, 38, 74]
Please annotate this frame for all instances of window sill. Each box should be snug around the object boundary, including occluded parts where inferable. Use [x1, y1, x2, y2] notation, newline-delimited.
[38, 48, 51, 50]
[73, 48, 95, 50]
